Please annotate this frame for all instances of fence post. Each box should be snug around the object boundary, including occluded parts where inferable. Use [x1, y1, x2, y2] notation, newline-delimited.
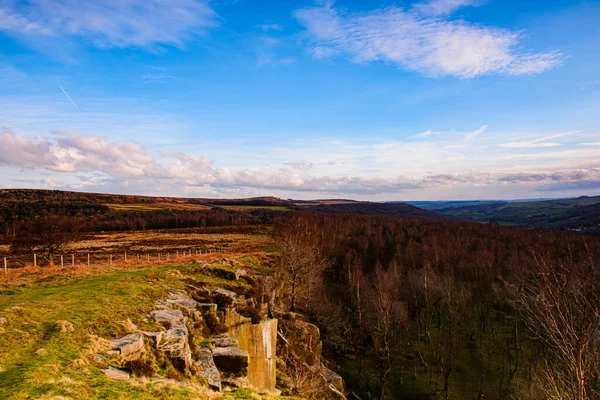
[124, 252, 127, 262]
[4, 257, 6, 274]
[110, 255, 113, 266]
[34, 253, 37, 267]
[61, 255, 64, 268]
[147, 253, 150, 262]
[72, 254, 75, 267]
[137, 254, 140, 263]
[87, 253, 90, 267]
[176, 250, 179, 259]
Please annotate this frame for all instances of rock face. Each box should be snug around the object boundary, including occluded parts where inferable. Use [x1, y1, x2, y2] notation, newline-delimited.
[195, 348, 221, 391]
[229, 318, 278, 394]
[109, 333, 144, 357]
[212, 346, 249, 374]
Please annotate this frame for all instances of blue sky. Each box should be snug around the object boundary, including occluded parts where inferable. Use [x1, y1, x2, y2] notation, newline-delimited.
[0, 0, 599, 200]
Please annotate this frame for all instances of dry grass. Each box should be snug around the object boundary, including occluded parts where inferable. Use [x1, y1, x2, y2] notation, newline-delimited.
[0, 225, 273, 271]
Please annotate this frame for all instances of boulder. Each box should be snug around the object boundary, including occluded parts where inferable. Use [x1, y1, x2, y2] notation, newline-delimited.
[149, 309, 185, 329]
[109, 333, 144, 357]
[161, 326, 193, 373]
[102, 366, 130, 380]
[212, 346, 249, 374]
[195, 347, 221, 391]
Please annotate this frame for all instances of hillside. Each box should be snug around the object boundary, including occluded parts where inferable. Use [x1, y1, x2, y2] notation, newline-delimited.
[434, 195, 600, 234]
[0, 189, 453, 226]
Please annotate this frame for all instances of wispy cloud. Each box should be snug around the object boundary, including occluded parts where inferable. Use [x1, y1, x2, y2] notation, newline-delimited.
[413, 0, 485, 16]
[0, 0, 217, 49]
[257, 24, 284, 32]
[294, 4, 562, 78]
[500, 132, 577, 149]
[465, 125, 488, 140]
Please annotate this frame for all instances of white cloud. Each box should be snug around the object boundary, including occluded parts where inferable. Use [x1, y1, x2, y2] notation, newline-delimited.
[294, 4, 562, 78]
[414, 0, 484, 16]
[1, 127, 599, 198]
[0, 0, 217, 48]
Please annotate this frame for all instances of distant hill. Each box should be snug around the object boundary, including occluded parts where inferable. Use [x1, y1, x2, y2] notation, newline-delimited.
[303, 202, 462, 221]
[429, 196, 600, 234]
[404, 200, 508, 211]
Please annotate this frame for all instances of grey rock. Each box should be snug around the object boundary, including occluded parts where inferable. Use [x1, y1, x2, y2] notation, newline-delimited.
[161, 326, 193, 373]
[212, 346, 249, 374]
[0, 317, 7, 325]
[109, 333, 144, 357]
[149, 309, 185, 328]
[195, 347, 221, 391]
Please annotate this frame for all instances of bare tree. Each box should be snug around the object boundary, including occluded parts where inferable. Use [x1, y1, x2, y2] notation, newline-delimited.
[275, 219, 323, 311]
[10, 217, 83, 266]
[366, 263, 408, 400]
[507, 251, 600, 400]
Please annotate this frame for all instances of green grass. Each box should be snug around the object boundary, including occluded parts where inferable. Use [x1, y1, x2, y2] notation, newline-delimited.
[0, 262, 271, 399]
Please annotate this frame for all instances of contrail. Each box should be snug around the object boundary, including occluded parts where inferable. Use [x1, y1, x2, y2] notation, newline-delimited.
[60, 85, 80, 112]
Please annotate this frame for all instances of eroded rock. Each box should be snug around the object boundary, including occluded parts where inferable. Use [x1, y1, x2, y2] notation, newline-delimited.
[195, 347, 221, 391]
[161, 326, 193, 373]
[109, 333, 144, 357]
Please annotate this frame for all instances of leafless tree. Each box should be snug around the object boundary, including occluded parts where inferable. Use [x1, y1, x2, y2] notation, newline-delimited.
[10, 217, 83, 266]
[506, 251, 600, 400]
[366, 263, 408, 400]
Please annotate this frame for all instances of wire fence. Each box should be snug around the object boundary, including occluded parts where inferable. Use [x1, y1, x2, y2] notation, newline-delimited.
[1, 246, 230, 274]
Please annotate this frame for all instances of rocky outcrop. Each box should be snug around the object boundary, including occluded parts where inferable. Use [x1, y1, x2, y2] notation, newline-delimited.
[96, 257, 344, 399]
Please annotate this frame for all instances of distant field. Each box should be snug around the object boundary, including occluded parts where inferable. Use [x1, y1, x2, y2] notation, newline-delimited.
[105, 203, 212, 212]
